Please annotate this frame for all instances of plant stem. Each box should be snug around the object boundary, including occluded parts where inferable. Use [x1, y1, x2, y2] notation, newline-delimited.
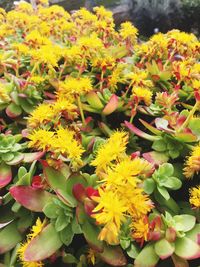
[178, 101, 199, 133]
[77, 96, 85, 125]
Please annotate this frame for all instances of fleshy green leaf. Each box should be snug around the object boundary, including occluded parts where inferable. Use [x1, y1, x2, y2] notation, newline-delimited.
[135, 244, 159, 267]
[174, 215, 196, 233]
[154, 238, 175, 259]
[99, 245, 127, 266]
[24, 223, 62, 261]
[175, 237, 200, 260]
[143, 179, 155, 194]
[0, 222, 22, 254]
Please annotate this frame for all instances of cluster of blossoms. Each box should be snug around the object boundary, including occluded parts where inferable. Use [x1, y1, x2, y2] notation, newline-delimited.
[0, 1, 199, 267]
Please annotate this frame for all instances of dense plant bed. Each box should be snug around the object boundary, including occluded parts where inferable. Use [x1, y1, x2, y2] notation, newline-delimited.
[0, 1, 200, 266]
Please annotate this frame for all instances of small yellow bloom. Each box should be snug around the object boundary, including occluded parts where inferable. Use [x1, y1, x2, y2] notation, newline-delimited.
[184, 144, 200, 178]
[87, 248, 96, 265]
[132, 86, 153, 105]
[28, 129, 54, 151]
[91, 131, 128, 175]
[189, 185, 200, 208]
[120, 21, 138, 43]
[28, 103, 55, 128]
[131, 216, 149, 242]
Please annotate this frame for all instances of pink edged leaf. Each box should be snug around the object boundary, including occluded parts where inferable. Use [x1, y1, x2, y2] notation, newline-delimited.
[175, 132, 197, 143]
[125, 121, 161, 141]
[23, 151, 45, 163]
[143, 151, 169, 167]
[185, 224, 200, 244]
[154, 238, 175, 259]
[6, 103, 22, 118]
[9, 185, 54, 212]
[99, 245, 127, 266]
[171, 254, 189, 267]
[102, 94, 118, 115]
[0, 221, 22, 254]
[175, 237, 200, 260]
[72, 183, 86, 203]
[86, 91, 104, 109]
[24, 223, 62, 261]
[134, 244, 159, 267]
[0, 162, 12, 188]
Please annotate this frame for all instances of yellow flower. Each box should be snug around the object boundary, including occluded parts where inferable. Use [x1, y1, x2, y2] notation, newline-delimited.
[17, 218, 45, 267]
[91, 131, 128, 175]
[189, 185, 200, 208]
[58, 76, 93, 98]
[27, 103, 55, 128]
[28, 129, 54, 151]
[132, 86, 153, 105]
[103, 157, 152, 189]
[25, 30, 51, 47]
[51, 126, 84, 166]
[30, 45, 60, 68]
[93, 6, 113, 22]
[53, 98, 77, 119]
[120, 21, 138, 43]
[12, 43, 29, 55]
[92, 188, 127, 244]
[131, 216, 149, 242]
[87, 248, 96, 265]
[184, 144, 200, 178]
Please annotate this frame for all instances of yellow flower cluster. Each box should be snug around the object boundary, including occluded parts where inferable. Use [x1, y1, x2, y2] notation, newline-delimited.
[184, 143, 200, 178]
[91, 132, 153, 244]
[28, 126, 84, 168]
[189, 185, 200, 208]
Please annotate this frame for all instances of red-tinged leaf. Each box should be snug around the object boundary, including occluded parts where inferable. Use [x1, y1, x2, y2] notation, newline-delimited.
[125, 121, 161, 141]
[23, 151, 45, 163]
[9, 186, 54, 212]
[134, 244, 159, 267]
[143, 151, 169, 167]
[171, 254, 189, 267]
[0, 221, 22, 254]
[72, 183, 86, 202]
[154, 238, 175, 259]
[175, 237, 200, 260]
[102, 95, 118, 115]
[86, 91, 104, 109]
[82, 221, 104, 253]
[175, 132, 197, 143]
[24, 224, 62, 261]
[99, 245, 127, 266]
[0, 162, 12, 188]
[6, 103, 22, 118]
[185, 224, 200, 244]
[139, 119, 161, 135]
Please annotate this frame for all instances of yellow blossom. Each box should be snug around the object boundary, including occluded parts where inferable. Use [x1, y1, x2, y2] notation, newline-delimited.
[189, 185, 200, 208]
[91, 131, 128, 175]
[120, 21, 138, 43]
[27, 103, 55, 128]
[132, 86, 153, 105]
[57, 76, 93, 98]
[184, 144, 200, 178]
[50, 126, 84, 167]
[87, 248, 96, 265]
[28, 129, 54, 151]
[131, 216, 149, 242]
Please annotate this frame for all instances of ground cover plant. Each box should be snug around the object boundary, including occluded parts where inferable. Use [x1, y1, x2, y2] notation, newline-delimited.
[0, 1, 200, 266]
